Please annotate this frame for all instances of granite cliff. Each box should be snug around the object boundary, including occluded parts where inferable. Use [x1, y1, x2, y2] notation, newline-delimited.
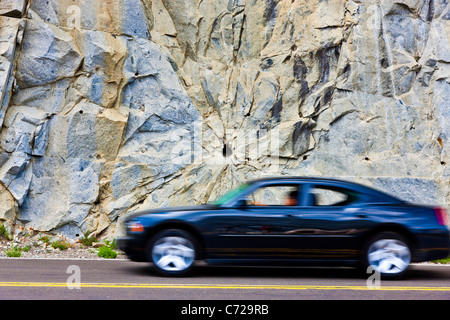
[0, 0, 448, 238]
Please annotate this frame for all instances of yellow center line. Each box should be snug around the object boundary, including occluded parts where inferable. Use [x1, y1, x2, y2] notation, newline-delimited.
[1, 282, 450, 291]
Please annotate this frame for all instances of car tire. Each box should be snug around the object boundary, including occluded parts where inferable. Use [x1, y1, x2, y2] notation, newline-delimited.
[147, 229, 198, 277]
[363, 231, 412, 279]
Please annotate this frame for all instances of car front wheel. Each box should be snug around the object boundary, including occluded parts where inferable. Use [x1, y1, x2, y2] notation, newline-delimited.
[364, 232, 412, 279]
[147, 229, 198, 276]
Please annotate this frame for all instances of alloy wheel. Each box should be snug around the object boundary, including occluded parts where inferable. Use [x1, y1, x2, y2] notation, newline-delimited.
[151, 236, 195, 272]
[367, 238, 411, 275]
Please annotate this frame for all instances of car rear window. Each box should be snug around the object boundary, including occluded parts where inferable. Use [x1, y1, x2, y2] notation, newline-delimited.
[307, 185, 359, 206]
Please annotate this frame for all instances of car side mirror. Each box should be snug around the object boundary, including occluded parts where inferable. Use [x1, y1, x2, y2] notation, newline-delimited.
[235, 198, 248, 208]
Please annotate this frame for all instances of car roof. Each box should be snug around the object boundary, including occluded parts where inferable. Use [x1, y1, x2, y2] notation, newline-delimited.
[248, 176, 366, 186]
[249, 176, 350, 183]
[246, 176, 402, 202]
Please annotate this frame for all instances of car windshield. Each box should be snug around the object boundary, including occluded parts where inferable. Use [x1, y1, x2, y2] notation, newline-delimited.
[211, 183, 249, 205]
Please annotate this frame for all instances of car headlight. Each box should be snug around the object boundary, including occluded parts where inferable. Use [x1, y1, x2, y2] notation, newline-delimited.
[128, 221, 144, 233]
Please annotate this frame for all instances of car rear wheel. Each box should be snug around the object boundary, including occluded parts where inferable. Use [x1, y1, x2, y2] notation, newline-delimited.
[364, 232, 412, 279]
[147, 229, 198, 276]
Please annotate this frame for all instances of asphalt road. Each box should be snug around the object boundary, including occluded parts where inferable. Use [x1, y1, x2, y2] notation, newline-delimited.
[1, 258, 450, 304]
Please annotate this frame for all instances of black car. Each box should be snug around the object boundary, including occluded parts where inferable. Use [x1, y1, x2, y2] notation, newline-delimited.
[118, 177, 450, 278]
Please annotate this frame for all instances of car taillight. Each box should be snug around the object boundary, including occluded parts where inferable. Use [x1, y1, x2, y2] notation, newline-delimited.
[434, 207, 449, 226]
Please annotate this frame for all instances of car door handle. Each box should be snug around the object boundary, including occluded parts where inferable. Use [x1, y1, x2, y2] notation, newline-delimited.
[286, 214, 302, 218]
[344, 208, 366, 218]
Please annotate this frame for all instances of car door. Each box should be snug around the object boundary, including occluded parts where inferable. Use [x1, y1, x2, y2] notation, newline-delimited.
[203, 183, 305, 260]
[287, 183, 374, 261]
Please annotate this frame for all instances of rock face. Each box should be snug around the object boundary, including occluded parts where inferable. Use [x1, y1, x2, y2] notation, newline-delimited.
[0, 0, 448, 238]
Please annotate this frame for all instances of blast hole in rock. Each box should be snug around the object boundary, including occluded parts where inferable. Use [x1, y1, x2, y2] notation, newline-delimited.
[223, 143, 232, 157]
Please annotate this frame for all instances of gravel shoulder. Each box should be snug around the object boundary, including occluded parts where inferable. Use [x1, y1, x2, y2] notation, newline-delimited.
[0, 239, 127, 259]
[0, 227, 127, 260]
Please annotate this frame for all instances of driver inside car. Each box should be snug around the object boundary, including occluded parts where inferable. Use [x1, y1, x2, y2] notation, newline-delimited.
[284, 189, 298, 206]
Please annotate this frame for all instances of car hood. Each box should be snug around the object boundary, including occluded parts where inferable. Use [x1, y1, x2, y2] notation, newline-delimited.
[123, 204, 219, 221]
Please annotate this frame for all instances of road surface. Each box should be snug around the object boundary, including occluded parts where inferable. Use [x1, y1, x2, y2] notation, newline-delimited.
[1, 258, 449, 301]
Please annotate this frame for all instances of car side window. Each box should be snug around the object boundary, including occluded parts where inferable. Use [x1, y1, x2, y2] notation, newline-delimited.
[246, 185, 300, 207]
[307, 185, 356, 207]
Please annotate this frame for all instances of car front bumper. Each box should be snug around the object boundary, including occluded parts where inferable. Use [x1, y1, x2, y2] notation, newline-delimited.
[117, 236, 147, 262]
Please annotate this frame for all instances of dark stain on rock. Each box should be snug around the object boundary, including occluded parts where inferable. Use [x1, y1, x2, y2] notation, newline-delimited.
[270, 98, 283, 122]
[317, 48, 329, 83]
[293, 56, 307, 81]
[293, 56, 310, 100]
[292, 120, 316, 157]
[166, 56, 179, 72]
[323, 86, 335, 106]
[427, 0, 435, 21]
[263, 0, 278, 24]
[343, 63, 351, 78]
[315, 44, 341, 83]
[299, 82, 309, 101]
[260, 58, 274, 70]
